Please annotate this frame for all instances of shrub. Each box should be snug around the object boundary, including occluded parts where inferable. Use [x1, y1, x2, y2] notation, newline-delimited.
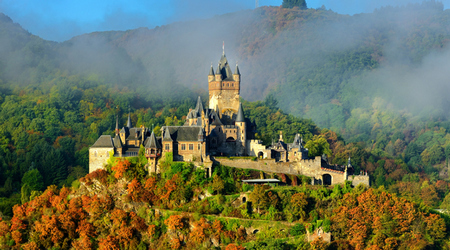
[290, 223, 305, 236]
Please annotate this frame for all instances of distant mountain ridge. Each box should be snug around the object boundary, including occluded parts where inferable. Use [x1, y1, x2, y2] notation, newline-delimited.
[1, 2, 450, 129]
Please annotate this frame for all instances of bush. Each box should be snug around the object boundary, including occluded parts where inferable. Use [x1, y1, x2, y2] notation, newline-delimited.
[290, 223, 306, 236]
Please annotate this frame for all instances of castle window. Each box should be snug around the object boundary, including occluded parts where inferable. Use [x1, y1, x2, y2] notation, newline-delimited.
[189, 144, 193, 150]
[198, 144, 201, 150]
[181, 144, 186, 150]
[227, 83, 229, 87]
[165, 144, 169, 150]
[232, 83, 234, 87]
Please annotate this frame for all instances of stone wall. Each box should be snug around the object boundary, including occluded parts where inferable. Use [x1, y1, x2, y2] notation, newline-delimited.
[349, 175, 370, 186]
[306, 227, 331, 243]
[89, 147, 114, 173]
[247, 140, 268, 158]
[214, 156, 369, 186]
[214, 157, 297, 175]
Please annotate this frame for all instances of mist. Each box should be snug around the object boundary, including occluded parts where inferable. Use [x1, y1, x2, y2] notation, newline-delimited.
[2, 0, 450, 125]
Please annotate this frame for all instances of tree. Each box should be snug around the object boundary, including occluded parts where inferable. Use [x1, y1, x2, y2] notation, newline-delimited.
[112, 159, 130, 179]
[282, 0, 307, 9]
[22, 168, 44, 191]
[211, 175, 225, 195]
[304, 135, 332, 158]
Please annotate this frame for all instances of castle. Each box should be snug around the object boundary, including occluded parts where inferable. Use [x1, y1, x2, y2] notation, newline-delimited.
[89, 50, 369, 186]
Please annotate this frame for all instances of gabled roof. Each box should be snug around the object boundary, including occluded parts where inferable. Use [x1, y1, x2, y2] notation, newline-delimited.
[145, 131, 161, 148]
[236, 103, 245, 122]
[273, 140, 288, 151]
[164, 126, 203, 141]
[126, 128, 141, 140]
[91, 135, 114, 148]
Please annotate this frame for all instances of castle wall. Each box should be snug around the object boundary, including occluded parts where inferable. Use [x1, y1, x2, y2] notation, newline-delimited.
[174, 141, 203, 162]
[89, 147, 114, 173]
[247, 140, 269, 158]
[214, 156, 369, 186]
[349, 175, 370, 186]
[215, 157, 296, 174]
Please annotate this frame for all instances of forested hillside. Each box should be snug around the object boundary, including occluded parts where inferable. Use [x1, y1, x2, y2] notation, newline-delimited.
[0, 157, 448, 249]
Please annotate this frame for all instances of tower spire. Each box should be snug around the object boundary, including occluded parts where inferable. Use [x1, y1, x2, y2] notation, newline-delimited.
[127, 106, 132, 128]
[115, 115, 119, 135]
[222, 41, 225, 55]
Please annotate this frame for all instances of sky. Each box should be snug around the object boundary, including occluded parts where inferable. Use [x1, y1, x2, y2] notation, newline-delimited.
[0, 0, 449, 42]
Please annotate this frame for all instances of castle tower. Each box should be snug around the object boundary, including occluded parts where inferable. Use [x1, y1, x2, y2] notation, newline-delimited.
[235, 103, 246, 155]
[145, 130, 161, 173]
[208, 50, 240, 123]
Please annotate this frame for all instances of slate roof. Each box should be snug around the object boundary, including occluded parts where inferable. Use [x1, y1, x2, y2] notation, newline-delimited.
[236, 103, 245, 122]
[211, 110, 223, 125]
[127, 113, 132, 128]
[126, 128, 141, 140]
[216, 54, 234, 81]
[195, 96, 204, 117]
[91, 135, 114, 148]
[164, 126, 203, 141]
[113, 135, 123, 148]
[145, 131, 161, 148]
[163, 127, 173, 141]
[234, 64, 240, 75]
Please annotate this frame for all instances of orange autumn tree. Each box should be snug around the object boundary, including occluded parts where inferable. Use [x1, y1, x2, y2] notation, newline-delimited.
[189, 217, 210, 244]
[112, 159, 131, 179]
[331, 189, 447, 249]
[165, 215, 184, 231]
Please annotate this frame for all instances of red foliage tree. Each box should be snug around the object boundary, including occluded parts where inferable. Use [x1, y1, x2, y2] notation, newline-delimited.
[165, 215, 184, 230]
[112, 159, 130, 179]
[189, 217, 210, 243]
[98, 235, 120, 250]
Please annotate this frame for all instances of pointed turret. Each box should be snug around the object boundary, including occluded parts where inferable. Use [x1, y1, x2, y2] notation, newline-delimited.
[236, 103, 245, 122]
[234, 64, 240, 75]
[209, 65, 214, 75]
[163, 127, 172, 141]
[195, 96, 204, 116]
[146, 131, 161, 149]
[215, 63, 221, 75]
[127, 113, 132, 128]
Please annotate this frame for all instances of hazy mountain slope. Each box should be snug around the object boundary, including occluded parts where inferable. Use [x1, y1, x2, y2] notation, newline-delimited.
[2, 2, 450, 125]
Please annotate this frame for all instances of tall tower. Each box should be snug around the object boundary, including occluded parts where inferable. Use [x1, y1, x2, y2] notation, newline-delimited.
[235, 102, 246, 155]
[208, 49, 241, 123]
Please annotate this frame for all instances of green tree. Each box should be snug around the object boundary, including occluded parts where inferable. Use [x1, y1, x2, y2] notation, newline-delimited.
[21, 168, 44, 191]
[304, 135, 332, 157]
